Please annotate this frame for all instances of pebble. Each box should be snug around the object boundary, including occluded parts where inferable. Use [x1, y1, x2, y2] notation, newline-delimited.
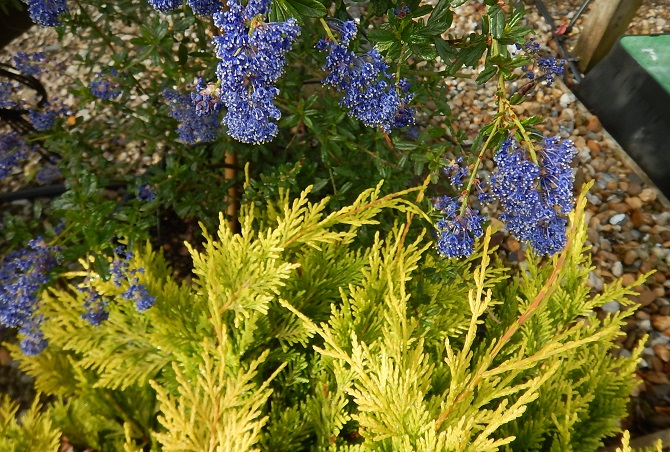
[602, 300, 621, 313]
[609, 213, 627, 226]
[654, 345, 670, 362]
[588, 271, 604, 291]
[640, 188, 658, 203]
[652, 315, 670, 331]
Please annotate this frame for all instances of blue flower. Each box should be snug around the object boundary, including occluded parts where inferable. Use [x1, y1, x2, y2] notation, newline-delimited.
[90, 70, 122, 101]
[0, 238, 61, 355]
[317, 21, 414, 132]
[123, 282, 156, 312]
[147, 0, 182, 12]
[0, 82, 18, 109]
[28, 108, 59, 131]
[137, 183, 156, 202]
[537, 57, 565, 85]
[0, 133, 32, 180]
[13, 52, 45, 77]
[81, 288, 109, 326]
[490, 136, 575, 256]
[434, 195, 485, 258]
[187, 0, 220, 15]
[444, 157, 468, 189]
[208, 0, 300, 144]
[164, 89, 220, 144]
[36, 164, 61, 184]
[23, 0, 68, 27]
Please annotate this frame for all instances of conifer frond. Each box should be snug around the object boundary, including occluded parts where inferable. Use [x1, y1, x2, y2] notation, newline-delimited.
[0, 394, 60, 451]
[152, 342, 286, 451]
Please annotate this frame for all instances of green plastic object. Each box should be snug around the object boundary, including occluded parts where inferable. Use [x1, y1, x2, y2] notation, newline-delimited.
[620, 34, 670, 93]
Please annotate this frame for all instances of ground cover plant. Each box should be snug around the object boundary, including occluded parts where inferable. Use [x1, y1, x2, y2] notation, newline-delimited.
[0, 0, 653, 449]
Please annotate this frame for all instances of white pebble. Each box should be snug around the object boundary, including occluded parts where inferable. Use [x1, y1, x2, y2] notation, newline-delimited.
[601, 300, 621, 313]
[559, 92, 577, 108]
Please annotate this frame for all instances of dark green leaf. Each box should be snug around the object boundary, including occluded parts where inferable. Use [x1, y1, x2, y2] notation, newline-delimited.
[428, 0, 452, 24]
[93, 253, 111, 282]
[475, 65, 497, 84]
[283, 0, 327, 18]
[488, 5, 505, 39]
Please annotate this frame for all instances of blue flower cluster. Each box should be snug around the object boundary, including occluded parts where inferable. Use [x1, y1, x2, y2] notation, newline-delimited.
[317, 20, 414, 132]
[23, 0, 68, 27]
[13, 52, 46, 78]
[205, 0, 300, 144]
[81, 287, 109, 326]
[434, 195, 485, 258]
[112, 247, 156, 312]
[163, 89, 220, 144]
[435, 136, 575, 258]
[490, 137, 575, 256]
[0, 238, 61, 355]
[90, 70, 122, 101]
[81, 246, 156, 325]
[0, 133, 32, 180]
[0, 82, 18, 109]
[137, 183, 156, 201]
[536, 56, 565, 86]
[147, 0, 220, 15]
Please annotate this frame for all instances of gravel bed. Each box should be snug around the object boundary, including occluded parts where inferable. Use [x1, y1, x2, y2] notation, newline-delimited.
[1, 0, 670, 444]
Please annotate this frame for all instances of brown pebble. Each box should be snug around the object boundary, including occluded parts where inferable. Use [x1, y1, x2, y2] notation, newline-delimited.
[641, 261, 655, 274]
[636, 289, 670, 308]
[661, 306, 670, 316]
[639, 188, 657, 203]
[632, 210, 651, 228]
[622, 273, 637, 286]
[655, 345, 670, 362]
[623, 250, 638, 266]
[625, 197, 643, 209]
[646, 371, 670, 385]
[652, 315, 670, 330]
[587, 116, 601, 132]
[587, 139, 601, 153]
[610, 202, 630, 213]
[654, 273, 667, 284]
[651, 355, 665, 370]
[636, 310, 651, 320]
[0, 348, 11, 366]
[506, 237, 521, 253]
[628, 182, 643, 196]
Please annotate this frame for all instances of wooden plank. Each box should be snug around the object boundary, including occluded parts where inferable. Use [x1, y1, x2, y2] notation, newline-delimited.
[573, 0, 643, 73]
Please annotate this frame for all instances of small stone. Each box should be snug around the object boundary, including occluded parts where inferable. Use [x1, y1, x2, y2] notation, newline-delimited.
[628, 182, 643, 196]
[645, 371, 670, 385]
[639, 188, 657, 203]
[586, 115, 601, 132]
[639, 289, 658, 307]
[651, 332, 670, 347]
[0, 348, 10, 366]
[625, 197, 643, 209]
[640, 319, 653, 332]
[601, 300, 620, 313]
[588, 271, 604, 291]
[559, 91, 577, 108]
[623, 250, 639, 266]
[654, 344, 670, 362]
[609, 213, 627, 225]
[652, 315, 670, 331]
[622, 273, 637, 286]
[586, 139, 601, 153]
[637, 310, 651, 320]
[612, 261, 623, 277]
[506, 237, 521, 253]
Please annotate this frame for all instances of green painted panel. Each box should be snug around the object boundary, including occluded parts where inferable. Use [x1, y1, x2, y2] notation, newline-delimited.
[621, 34, 670, 93]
